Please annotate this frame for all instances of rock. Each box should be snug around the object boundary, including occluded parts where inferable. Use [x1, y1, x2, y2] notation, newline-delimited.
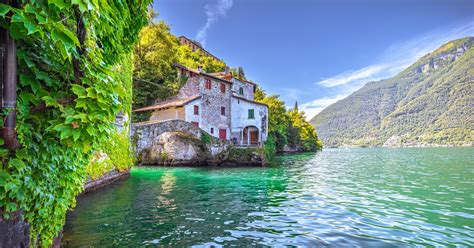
[140, 132, 210, 166]
[0, 211, 30, 248]
[137, 131, 265, 166]
[281, 145, 300, 153]
[383, 135, 402, 147]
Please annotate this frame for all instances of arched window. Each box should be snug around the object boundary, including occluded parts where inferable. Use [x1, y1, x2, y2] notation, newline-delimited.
[239, 87, 244, 95]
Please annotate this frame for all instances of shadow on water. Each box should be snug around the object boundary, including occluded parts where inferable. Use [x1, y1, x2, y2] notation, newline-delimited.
[63, 148, 474, 247]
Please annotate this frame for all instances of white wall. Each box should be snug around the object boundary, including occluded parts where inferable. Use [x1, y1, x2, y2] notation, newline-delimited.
[184, 98, 201, 125]
[231, 97, 268, 143]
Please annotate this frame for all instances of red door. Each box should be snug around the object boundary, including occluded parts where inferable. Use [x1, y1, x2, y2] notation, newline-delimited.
[250, 131, 258, 145]
[219, 129, 226, 140]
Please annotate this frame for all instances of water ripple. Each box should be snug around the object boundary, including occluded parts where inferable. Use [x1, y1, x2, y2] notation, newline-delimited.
[63, 148, 474, 247]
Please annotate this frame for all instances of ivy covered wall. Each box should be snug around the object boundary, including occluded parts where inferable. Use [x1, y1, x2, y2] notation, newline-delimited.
[0, 1, 150, 246]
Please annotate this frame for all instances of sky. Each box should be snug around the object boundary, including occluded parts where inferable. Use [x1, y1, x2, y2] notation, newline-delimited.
[153, 0, 474, 119]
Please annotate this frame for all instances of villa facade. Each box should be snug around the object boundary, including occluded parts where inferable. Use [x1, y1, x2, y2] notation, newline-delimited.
[134, 64, 268, 145]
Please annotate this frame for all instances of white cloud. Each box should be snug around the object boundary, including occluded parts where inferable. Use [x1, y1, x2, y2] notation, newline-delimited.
[306, 20, 474, 119]
[316, 21, 474, 90]
[195, 0, 233, 47]
[316, 65, 386, 88]
[300, 94, 350, 120]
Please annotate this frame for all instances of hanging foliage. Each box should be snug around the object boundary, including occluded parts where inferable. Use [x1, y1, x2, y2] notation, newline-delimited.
[0, 0, 150, 246]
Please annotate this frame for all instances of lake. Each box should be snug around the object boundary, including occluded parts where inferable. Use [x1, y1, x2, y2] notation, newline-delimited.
[62, 148, 474, 247]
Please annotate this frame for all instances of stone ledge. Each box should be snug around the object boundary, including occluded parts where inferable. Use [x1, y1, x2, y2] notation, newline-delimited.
[82, 170, 130, 195]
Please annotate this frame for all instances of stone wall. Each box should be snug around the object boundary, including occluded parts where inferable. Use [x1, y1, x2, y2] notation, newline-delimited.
[199, 76, 232, 139]
[231, 78, 255, 101]
[0, 211, 30, 248]
[131, 120, 202, 156]
[175, 77, 200, 99]
[131, 120, 265, 166]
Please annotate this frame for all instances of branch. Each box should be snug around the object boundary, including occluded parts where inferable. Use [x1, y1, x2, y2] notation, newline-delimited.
[73, 6, 86, 85]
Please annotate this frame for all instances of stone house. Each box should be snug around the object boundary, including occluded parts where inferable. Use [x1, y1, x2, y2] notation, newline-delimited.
[134, 64, 268, 146]
[179, 36, 221, 61]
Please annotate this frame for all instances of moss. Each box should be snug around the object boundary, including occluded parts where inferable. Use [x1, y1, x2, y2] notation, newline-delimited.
[160, 151, 168, 161]
[86, 131, 135, 179]
[201, 132, 212, 144]
[227, 146, 263, 162]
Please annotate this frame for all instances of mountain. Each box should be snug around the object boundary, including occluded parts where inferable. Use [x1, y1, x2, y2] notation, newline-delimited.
[310, 37, 474, 147]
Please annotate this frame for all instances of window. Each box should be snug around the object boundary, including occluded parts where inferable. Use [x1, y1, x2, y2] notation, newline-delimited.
[220, 83, 226, 93]
[248, 109, 255, 119]
[205, 79, 211, 89]
[194, 105, 199, 115]
[239, 87, 244, 95]
[221, 106, 225, 116]
[191, 122, 199, 127]
[210, 128, 214, 134]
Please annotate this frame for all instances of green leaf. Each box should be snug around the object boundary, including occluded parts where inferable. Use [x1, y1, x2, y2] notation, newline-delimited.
[42, 95, 59, 107]
[53, 123, 68, 132]
[11, 11, 39, 35]
[6, 202, 17, 212]
[48, 0, 68, 9]
[71, 84, 87, 97]
[73, 113, 88, 122]
[72, 130, 81, 141]
[5, 181, 18, 192]
[51, 23, 80, 47]
[0, 171, 11, 187]
[72, 0, 88, 12]
[20, 74, 40, 93]
[60, 129, 72, 140]
[0, 3, 10, 18]
[9, 159, 26, 171]
[24, 4, 37, 14]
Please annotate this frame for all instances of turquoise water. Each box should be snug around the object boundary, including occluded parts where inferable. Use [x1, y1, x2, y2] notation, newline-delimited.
[62, 148, 474, 247]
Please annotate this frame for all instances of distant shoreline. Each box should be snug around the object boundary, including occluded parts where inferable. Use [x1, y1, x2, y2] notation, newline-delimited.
[324, 144, 473, 149]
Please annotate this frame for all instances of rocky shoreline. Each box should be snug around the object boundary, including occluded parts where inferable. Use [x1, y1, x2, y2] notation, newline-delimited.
[132, 120, 266, 167]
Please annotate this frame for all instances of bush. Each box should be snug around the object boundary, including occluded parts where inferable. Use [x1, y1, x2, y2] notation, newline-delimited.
[86, 131, 136, 180]
[264, 134, 277, 161]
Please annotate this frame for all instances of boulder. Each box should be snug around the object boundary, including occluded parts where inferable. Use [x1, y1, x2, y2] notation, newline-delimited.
[140, 132, 210, 166]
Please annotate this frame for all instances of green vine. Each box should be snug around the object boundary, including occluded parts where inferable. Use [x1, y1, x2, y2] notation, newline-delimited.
[0, 1, 150, 247]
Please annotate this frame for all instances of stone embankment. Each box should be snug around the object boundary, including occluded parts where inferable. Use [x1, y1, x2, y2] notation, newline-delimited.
[131, 120, 265, 166]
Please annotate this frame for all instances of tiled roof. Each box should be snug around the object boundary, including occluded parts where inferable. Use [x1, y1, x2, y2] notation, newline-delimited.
[173, 63, 233, 84]
[133, 96, 201, 112]
[209, 71, 257, 85]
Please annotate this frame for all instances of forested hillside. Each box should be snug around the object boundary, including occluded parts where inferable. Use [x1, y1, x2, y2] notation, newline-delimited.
[311, 37, 474, 147]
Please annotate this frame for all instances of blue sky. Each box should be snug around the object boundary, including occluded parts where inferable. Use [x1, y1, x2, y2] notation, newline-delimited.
[153, 0, 474, 119]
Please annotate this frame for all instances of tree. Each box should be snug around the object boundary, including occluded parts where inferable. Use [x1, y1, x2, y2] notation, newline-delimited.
[288, 109, 322, 151]
[176, 44, 227, 73]
[256, 87, 322, 154]
[231, 67, 247, 80]
[133, 20, 180, 121]
[255, 88, 290, 151]
[132, 20, 227, 121]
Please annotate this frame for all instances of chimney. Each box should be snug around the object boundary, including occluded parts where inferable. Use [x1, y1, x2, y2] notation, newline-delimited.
[224, 66, 230, 74]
